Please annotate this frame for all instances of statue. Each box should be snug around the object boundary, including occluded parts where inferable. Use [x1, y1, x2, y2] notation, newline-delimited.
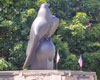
[23, 3, 59, 70]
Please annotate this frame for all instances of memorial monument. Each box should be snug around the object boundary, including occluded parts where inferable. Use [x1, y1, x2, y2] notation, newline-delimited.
[0, 3, 97, 80]
[23, 3, 59, 70]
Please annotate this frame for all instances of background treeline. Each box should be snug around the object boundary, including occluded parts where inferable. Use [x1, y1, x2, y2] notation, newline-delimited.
[0, 0, 100, 79]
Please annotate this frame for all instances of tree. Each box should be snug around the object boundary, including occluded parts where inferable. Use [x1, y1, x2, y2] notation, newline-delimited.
[0, 0, 100, 79]
[0, 0, 42, 70]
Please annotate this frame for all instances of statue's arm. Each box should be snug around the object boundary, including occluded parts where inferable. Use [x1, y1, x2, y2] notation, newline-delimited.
[23, 21, 49, 69]
[48, 16, 59, 38]
[23, 27, 39, 69]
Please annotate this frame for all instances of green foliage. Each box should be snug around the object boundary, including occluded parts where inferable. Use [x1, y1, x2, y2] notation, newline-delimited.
[52, 35, 70, 69]
[35, 0, 47, 7]
[0, 58, 10, 70]
[60, 54, 79, 70]
[57, 12, 88, 55]
[72, 12, 89, 24]
[0, 58, 17, 70]
[69, 23, 85, 38]
[0, 0, 100, 79]
[83, 52, 100, 79]
[0, 0, 46, 70]
[8, 41, 26, 69]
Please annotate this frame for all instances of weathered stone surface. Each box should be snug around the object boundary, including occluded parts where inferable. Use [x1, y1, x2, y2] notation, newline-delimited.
[61, 76, 66, 80]
[0, 78, 13, 80]
[0, 70, 97, 80]
[51, 75, 61, 80]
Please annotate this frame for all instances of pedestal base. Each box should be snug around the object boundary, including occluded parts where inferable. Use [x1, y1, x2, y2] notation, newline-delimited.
[0, 70, 97, 80]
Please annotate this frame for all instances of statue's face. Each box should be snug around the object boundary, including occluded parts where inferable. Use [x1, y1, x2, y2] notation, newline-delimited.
[41, 3, 50, 8]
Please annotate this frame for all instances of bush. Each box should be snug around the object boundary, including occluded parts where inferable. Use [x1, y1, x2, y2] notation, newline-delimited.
[83, 52, 100, 80]
[60, 54, 79, 70]
[0, 58, 17, 70]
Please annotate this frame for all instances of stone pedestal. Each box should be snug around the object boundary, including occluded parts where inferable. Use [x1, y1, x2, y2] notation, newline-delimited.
[0, 70, 97, 80]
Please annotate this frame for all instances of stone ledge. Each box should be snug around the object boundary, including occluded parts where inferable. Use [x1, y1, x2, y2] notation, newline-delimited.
[0, 70, 97, 80]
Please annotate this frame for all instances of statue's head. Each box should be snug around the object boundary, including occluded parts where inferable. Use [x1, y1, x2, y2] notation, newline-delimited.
[38, 3, 51, 19]
[41, 3, 50, 8]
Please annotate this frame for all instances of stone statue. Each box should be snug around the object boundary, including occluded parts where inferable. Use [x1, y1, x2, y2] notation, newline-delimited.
[23, 3, 59, 70]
